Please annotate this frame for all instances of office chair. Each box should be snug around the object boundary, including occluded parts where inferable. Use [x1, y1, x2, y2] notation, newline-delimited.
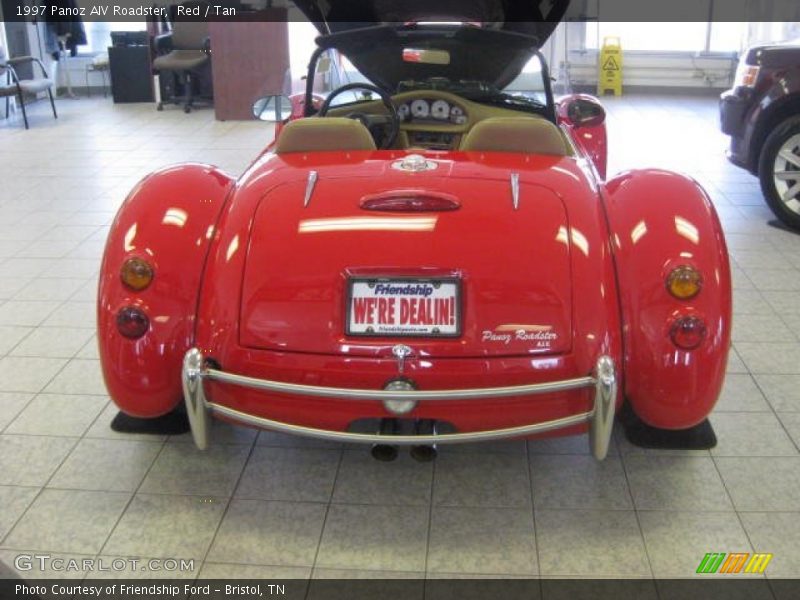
[153, 2, 212, 113]
[0, 46, 57, 129]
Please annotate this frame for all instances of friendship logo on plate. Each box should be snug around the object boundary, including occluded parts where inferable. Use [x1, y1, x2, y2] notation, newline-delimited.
[347, 278, 460, 337]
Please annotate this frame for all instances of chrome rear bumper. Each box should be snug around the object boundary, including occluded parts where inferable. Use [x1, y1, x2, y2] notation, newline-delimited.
[182, 348, 617, 460]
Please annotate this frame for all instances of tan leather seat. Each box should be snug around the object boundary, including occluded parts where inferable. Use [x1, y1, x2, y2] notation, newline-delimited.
[461, 117, 567, 156]
[275, 117, 377, 154]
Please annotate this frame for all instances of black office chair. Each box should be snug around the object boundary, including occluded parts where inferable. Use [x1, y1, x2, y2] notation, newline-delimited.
[153, 2, 212, 113]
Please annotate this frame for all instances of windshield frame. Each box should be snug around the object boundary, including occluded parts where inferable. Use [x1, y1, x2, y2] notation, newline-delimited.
[302, 24, 557, 123]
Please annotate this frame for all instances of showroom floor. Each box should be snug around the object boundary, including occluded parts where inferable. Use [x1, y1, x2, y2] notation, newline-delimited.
[0, 93, 799, 587]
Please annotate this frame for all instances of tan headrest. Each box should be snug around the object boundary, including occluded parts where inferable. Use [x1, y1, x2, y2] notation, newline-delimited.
[461, 117, 567, 156]
[275, 117, 377, 154]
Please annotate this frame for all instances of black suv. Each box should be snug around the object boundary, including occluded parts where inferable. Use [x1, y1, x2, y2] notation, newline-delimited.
[720, 41, 800, 230]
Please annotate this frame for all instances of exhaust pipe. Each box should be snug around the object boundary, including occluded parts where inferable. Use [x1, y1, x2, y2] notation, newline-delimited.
[371, 418, 399, 462]
[410, 420, 438, 462]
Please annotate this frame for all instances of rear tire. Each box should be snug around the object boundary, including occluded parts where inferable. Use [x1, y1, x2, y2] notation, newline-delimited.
[758, 116, 800, 231]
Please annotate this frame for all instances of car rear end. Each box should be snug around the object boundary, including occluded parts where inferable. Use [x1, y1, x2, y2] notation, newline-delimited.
[720, 47, 770, 172]
[185, 152, 623, 459]
[720, 42, 800, 173]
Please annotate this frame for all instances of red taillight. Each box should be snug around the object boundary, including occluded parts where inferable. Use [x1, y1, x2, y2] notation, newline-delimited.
[734, 63, 760, 89]
[116, 306, 149, 339]
[670, 316, 706, 350]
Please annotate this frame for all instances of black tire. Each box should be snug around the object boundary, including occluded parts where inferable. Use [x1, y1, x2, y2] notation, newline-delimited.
[758, 116, 800, 231]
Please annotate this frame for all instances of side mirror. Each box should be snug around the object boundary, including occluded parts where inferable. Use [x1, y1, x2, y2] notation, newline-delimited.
[252, 95, 293, 122]
[566, 97, 606, 128]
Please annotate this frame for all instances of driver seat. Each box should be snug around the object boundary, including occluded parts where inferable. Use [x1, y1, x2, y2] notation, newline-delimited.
[275, 118, 377, 154]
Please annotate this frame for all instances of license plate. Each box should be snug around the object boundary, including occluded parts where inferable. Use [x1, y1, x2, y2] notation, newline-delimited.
[347, 278, 461, 337]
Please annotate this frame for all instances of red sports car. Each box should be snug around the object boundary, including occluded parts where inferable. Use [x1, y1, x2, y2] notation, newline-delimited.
[98, 1, 731, 462]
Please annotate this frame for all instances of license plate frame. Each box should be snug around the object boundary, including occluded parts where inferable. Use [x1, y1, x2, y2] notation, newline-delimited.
[346, 277, 462, 338]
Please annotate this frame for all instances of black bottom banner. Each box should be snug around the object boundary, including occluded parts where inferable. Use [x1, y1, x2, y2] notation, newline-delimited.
[2, 579, 800, 600]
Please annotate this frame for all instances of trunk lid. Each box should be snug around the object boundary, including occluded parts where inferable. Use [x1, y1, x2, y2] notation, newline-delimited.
[239, 170, 573, 358]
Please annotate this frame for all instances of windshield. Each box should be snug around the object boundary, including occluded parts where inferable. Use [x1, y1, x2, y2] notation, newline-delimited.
[504, 54, 549, 106]
[310, 23, 551, 98]
[317, 46, 552, 118]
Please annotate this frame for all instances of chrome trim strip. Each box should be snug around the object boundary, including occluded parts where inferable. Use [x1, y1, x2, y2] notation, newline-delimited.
[207, 401, 591, 446]
[303, 170, 318, 208]
[203, 367, 595, 401]
[182, 349, 617, 459]
[510, 172, 520, 210]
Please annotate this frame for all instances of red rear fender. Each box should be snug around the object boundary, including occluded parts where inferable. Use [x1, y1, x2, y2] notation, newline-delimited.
[603, 170, 732, 429]
[98, 164, 235, 417]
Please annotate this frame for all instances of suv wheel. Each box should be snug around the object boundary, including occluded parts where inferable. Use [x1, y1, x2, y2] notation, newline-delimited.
[759, 116, 800, 231]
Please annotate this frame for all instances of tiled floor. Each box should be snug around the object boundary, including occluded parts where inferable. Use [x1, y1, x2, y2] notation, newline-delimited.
[1, 92, 800, 586]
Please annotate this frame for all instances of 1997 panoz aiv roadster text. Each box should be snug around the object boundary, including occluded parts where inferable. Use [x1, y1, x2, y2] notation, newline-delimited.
[98, 0, 731, 462]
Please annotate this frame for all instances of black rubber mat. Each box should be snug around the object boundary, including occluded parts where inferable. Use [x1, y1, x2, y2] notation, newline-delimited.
[110, 406, 190, 435]
[619, 403, 717, 450]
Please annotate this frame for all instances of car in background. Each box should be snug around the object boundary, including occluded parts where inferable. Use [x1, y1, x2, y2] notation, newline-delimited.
[720, 40, 800, 229]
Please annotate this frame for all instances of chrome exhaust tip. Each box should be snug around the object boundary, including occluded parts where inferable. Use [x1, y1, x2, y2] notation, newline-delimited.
[409, 444, 437, 462]
[371, 444, 399, 462]
[371, 418, 399, 462]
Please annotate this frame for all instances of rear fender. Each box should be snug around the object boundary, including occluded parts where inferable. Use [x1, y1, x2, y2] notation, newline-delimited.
[603, 170, 732, 429]
[98, 164, 235, 417]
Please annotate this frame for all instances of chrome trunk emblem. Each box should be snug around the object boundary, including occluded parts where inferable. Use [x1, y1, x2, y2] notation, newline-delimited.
[391, 154, 438, 172]
[391, 344, 414, 374]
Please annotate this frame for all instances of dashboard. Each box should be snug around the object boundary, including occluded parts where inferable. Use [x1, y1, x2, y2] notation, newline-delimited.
[397, 98, 469, 126]
[326, 90, 546, 152]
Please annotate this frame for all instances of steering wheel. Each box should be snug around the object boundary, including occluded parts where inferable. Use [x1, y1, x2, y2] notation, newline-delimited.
[318, 83, 400, 150]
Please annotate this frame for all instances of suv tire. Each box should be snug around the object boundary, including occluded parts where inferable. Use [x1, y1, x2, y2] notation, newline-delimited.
[759, 116, 800, 231]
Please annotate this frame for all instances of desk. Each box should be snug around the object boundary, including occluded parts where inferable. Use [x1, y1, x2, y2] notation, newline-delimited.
[209, 9, 289, 120]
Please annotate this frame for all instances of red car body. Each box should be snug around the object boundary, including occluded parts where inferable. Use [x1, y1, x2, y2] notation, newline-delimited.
[97, 6, 731, 460]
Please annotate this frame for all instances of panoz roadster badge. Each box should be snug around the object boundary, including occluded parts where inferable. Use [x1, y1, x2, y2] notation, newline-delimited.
[482, 324, 559, 347]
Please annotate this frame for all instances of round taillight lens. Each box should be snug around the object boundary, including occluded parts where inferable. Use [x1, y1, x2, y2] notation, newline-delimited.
[121, 258, 154, 291]
[116, 306, 149, 339]
[670, 316, 707, 350]
[666, 265, 702, 300]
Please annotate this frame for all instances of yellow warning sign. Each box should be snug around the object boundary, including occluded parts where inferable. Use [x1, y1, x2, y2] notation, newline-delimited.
[598, 36, 622, 96]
